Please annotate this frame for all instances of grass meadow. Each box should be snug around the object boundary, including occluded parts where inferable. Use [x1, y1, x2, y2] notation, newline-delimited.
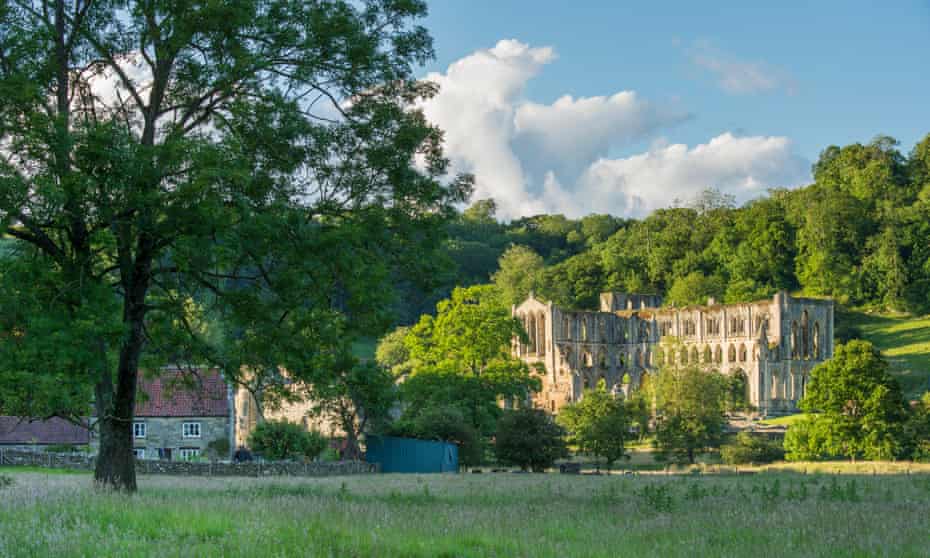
[1, 468, 929, 557]
[847, 311, 930, 397]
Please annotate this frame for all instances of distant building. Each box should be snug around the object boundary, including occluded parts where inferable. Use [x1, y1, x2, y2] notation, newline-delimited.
[117, 368, 234, 461]
[513, 291, 834, 416]
[0, 416, 90, 451]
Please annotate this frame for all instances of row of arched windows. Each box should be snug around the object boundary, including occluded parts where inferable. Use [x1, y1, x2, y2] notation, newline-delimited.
[656, 343, 752, 366]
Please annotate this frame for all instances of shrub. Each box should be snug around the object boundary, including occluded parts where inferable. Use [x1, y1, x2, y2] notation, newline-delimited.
[248, 420, 327, 461]
[207, 437, 231, 460]
[495, 408, 568, 472]
[0, 475, 11, 489]
[720, 432, 785, 465]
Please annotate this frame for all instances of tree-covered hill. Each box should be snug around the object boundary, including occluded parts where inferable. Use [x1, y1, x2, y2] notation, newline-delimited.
[401, 133, 930, 322]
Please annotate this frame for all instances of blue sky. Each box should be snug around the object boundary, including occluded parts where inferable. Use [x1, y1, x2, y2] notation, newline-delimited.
[413, 1, 930, 219]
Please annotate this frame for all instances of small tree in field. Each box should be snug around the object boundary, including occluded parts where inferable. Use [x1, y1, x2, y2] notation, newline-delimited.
[495, 408, 568, 472]
[789, 340, 909, 461]
[248, 420, 326, 462]
[558, 383, 631, 472]
[651, 360, 727, 465]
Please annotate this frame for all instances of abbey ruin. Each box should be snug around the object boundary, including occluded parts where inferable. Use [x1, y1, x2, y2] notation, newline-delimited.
[513, 291, 834, 415]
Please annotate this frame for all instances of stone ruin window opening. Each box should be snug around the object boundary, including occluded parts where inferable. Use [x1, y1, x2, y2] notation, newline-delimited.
[739, 344, 747, 362]
[728, 344, 737, 363]
[563, 316, 571, 340]
[581, 319, 588, 341]
[813, 322, 821, 359]
[691, 346, 699, 364]
[801, 310, 810, 359]
[706, 317, 721, 336]
[703, 346, 712, 364]
[683, 319, 696, 337]
[714, 345, 723, 364]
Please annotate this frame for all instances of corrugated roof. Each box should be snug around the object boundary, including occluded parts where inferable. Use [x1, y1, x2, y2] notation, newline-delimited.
[0, 416, 90, 445]
[135, 368, 229, 418]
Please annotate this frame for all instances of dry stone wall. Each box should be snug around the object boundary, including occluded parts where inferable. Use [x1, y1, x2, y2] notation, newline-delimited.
[0, 449, 378, 476]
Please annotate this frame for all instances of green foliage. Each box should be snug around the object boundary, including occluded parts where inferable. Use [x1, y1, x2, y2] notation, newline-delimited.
[398, 285, 539, 437]
[247, 421, 327, 462]
[0, 0, 469, 489]
[310, 360, 398, 460]
[491, 245, 546, 306]
[375, 327, 413, 378]
[665, 271, 725, 307]
[557, 385, 631, 470]
[790, 340, 909, 461]
[494, 408, 568, 472]
[904, 393, 930, 462]
[652, 356, 728, 464]
[0, 475, 10, 490]
[720, 432, 785, 465]
[206, 438, 231, 461]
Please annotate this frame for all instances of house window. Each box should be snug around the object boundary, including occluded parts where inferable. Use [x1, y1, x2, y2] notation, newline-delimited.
[179, 448, 200, 461]
[132, 448, 145, 460]
[133, 421, 146, 439]
[182, 422, 202, 438]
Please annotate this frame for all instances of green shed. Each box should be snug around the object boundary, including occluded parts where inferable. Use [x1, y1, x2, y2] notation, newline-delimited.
[365, 436, 458, 473]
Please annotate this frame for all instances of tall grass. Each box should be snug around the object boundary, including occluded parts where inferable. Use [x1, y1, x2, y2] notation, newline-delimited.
[1, 471, 928, 557]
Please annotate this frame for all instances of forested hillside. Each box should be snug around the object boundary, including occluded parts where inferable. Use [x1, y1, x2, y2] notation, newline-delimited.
[397, 134, 930, 322]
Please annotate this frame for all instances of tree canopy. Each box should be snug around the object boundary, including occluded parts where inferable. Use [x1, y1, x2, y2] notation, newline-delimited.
[0, 0, 468, 491]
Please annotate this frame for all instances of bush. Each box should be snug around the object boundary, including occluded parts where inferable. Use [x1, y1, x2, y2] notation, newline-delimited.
[495, 408, 568, 472]
[720, 432, 785, 465]
[207, 437, 231, 460]
[0, 475, 11, 489]
[248, 420, 327, 461]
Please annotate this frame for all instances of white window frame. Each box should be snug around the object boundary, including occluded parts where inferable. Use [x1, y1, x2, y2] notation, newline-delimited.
[132, 448, 145, 460]
[179, 448, 200, 461]
[182, 422, 201, 439]
[133, 421, 146, 439]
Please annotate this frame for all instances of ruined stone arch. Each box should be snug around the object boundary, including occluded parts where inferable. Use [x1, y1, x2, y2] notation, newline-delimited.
[690, 346, 699, 364]
[714, 345, 723, 364]
[582, 347, 593, 368]
[537, 312, 547, 356]
[801, 310, 810, 359]
[639, 321, 649, 342]
[581, 318, 588, 341]
[598, 348, 608, 369]
[635, 349, 642, 369]
[790, 321, 799, 359]
[563, 316, 571, 340]
[599, 317, 608, 344]
[527, 313, 537, 354]
[617, 352, 626, 369]
[680, 346, 689, 365]
[738, 343, 747, 362]
[813, 322, 821, 359]
[560, 346, 572, 367]
[703, 345, 712, 364]
[728, 344, 737, 363]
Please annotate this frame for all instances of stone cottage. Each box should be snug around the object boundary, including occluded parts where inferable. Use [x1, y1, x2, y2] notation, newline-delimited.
[0, 416, 90, 451]
[118, 367, 235, 461]
[514, 291, 834, 416]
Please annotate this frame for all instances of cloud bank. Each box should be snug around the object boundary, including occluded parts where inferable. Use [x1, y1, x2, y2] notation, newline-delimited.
[421, 40, 810, 219]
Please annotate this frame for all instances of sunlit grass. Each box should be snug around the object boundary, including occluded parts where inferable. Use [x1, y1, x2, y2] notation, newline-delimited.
[846, 311, 930, 397]
[1, 470, 929, 557]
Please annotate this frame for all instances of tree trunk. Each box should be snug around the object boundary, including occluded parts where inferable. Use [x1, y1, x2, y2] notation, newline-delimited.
[94, 414, 136, 491]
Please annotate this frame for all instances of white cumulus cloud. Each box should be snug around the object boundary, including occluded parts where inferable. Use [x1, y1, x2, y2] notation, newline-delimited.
[688, 42, 797, 95]
[420, 40, 810, 219]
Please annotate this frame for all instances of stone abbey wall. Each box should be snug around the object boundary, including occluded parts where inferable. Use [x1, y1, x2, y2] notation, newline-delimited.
[513, 291, 834, 416]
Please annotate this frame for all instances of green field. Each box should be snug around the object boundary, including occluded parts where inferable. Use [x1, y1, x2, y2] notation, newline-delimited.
[847, 311, 930, 397]
[2, 470, 929, 557]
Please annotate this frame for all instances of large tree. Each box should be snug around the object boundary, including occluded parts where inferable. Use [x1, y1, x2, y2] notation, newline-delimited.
[651, 356, 728, 464]
[557, 382, 631, 472]
[0, 0, 468, 491]
[790, 340, 909, 461]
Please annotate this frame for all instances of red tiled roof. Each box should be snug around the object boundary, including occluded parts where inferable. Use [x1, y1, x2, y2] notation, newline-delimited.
[0, 416, 90, 445]
[135, 368, 230, 418]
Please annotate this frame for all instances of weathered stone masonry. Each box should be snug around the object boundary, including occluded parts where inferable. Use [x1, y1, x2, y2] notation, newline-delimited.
[513, 291, 834, 416]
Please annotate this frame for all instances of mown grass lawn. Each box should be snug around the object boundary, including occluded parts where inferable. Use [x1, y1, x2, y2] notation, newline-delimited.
[846, 311, 930, 397]
[1, 470, 929, 557]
